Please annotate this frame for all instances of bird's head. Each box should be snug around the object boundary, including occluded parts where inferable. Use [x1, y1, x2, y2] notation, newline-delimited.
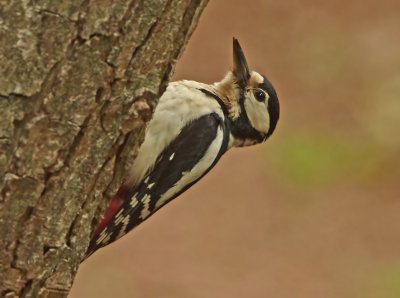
[214, 38, 280, 147]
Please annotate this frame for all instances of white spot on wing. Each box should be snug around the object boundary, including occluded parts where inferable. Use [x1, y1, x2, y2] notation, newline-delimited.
[114, 208, 125, 225]
[96, 229, 111, 245]
[130, 196, 139, 208]
[169, 153, 175, 160]
[140, 194, 152, 219]
[117, 214, 131, 239]
[147, 182, 155, 189]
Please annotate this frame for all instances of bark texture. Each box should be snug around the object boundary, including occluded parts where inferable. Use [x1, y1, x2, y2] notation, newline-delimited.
[0, 0, 208, 296]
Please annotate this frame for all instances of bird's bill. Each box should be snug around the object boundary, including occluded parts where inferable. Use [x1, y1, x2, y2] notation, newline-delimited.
[232, 37, 251, 88]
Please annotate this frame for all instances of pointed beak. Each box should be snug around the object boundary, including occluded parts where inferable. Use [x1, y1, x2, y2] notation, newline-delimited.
[233, 37, 250, 88]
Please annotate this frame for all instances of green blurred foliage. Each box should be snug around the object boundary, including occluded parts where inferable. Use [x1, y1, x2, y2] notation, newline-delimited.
[364, 263, 400, 298]
[265, 129, 386, 190]
[367, 75, 400, 149]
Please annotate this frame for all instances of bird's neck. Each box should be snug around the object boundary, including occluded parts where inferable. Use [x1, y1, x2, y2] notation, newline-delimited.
[213, 72, 241, 120]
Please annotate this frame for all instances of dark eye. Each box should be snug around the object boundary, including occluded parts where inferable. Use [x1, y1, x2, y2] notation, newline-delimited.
[253, 89, 266, 102]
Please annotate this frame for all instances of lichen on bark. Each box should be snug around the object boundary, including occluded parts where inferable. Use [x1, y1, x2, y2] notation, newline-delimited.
[0, 0, 209, 296]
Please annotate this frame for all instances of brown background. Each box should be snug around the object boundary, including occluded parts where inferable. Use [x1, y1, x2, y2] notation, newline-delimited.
[70, 0, 400, 297]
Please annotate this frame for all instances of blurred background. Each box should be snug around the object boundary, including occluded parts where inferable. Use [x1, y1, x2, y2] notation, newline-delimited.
[70, 0, 400, 297]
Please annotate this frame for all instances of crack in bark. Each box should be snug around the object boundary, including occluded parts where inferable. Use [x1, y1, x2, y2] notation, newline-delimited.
[86, 131, 129, 225]
[126, 19, 158, 71]
[38, 9, 75, 23]
[0, 93, 30, 99]
[11, 238, 27, 272]
[117, 0, 140, 33]
[87, 128, 136, 234]
[62, 114, 93, 168]
[19, 280, 33, 297]
[126, 0, 173, 74]
[65, 135, 120, 249]
[74, 0, 91, 41]
[9, 60, 62, 171]
[9, 181, 39, 272]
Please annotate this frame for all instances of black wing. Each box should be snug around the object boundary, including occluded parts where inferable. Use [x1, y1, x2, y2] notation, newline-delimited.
[85, 113, 230, 257]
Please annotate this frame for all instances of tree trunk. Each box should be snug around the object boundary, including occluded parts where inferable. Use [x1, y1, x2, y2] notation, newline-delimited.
[0, 0, 208, 296]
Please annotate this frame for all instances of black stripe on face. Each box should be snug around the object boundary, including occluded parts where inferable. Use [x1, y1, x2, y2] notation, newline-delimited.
[258, 76, 279, 138]
[199, 88, 264, 143]
[230, 90, 266, 143]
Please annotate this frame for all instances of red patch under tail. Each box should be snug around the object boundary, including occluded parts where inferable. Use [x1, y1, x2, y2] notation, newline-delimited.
[92, 184, 132, 238]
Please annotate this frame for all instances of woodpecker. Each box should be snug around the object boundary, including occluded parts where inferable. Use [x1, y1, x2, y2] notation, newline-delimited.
[85, 38, 279, 259]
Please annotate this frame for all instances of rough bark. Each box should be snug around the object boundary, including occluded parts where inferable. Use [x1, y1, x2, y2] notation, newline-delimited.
[0, 0, 208, 296]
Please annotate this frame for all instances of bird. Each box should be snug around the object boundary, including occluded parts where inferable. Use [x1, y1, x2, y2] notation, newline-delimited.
[85, 38, 280, 259]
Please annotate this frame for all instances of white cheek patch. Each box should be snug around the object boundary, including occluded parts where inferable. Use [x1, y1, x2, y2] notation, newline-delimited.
[244, 92, 270, 134]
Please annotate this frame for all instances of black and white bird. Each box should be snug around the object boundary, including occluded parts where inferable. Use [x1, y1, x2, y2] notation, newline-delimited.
[85, 38, 279, 258]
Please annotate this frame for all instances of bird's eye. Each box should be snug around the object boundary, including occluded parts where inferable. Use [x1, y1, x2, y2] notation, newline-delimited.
[253, 89, 266, 102]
